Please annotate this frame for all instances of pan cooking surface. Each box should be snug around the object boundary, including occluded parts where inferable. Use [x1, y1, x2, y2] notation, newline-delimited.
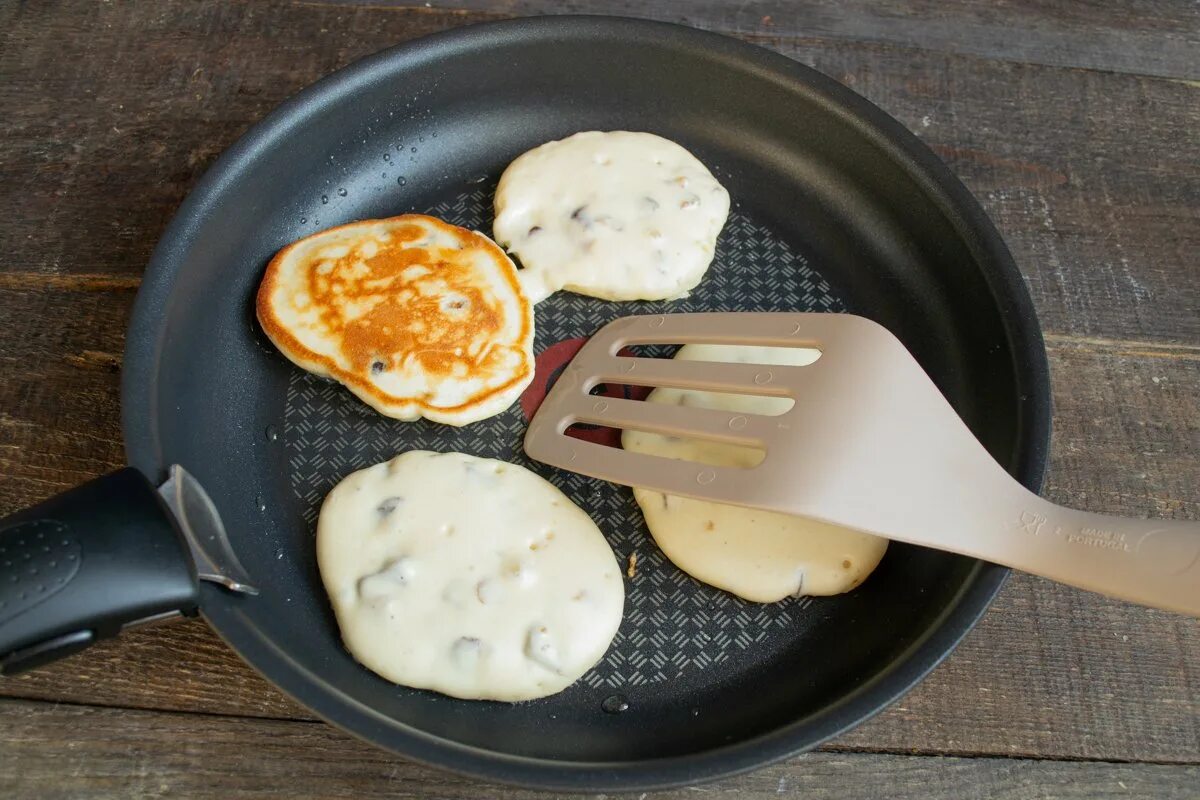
[123, 16, 1049, 789]
[285, 187, 838, 689]
[264, 175, 983, 760]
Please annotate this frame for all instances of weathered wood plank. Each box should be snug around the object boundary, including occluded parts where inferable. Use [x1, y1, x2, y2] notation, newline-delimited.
[0, 286, 1195, 763]
[1040, 336, 1200, 520]
[0, 0, 1197, 778]
[0, 0, 465, 289]
[1, 1, 1197, 342]
[309, 0, 1200, 80]
[760, 39, 1200, 346]
[0, 289, 130, 509]
[1, 698, 1197, 800]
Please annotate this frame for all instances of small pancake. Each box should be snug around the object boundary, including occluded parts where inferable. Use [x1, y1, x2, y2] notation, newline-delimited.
[493, 131, 730, 303]
[623, 344, 889, 603]
[257, 215, 534, 425]
[318, 451, 625, 701]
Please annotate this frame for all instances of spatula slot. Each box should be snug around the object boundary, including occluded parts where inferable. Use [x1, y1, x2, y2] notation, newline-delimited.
[586, 381, 796, 417]
[562, 421, 767, 468]
[584, 358, 805, 398]
[653, 343, 822, 367]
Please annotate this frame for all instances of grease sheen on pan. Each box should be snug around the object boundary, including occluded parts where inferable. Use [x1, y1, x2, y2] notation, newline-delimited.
[623, 344, 889, 603]
[257, 215, 534, 425]
[493, 131, 731, 303]
[318, 451, 626, 701]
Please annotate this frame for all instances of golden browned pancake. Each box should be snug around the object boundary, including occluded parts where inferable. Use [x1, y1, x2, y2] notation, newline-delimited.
[257, 215, 534, 425]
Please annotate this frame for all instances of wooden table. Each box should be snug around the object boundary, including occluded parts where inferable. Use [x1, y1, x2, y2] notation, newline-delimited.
[1, 1, 1196, 797]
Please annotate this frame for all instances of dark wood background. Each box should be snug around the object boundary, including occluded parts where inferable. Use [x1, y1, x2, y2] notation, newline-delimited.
[1, 1, 1197, 797]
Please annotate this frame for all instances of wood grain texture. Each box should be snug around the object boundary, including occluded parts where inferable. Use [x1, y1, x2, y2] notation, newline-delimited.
[310, 0, 1200, 80]
[3, 570, 1196, 765]
[1, 699, 1196, 800]
[1, 0, 1198, 795]
[0, 1, 1197, 342]
[0, 288, 130, 510]
[0, 288, 1196, 763]
[0, 0, 463, 286]
[768, 45, 1200, 346]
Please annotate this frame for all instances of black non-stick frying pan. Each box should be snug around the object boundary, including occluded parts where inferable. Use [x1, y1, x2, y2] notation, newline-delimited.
[0, 16, 1050, 791]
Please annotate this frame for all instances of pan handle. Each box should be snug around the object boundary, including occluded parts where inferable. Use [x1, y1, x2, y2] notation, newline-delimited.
[0, 469, 200, 674]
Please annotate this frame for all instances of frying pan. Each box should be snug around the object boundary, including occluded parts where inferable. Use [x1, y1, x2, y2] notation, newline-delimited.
[0, 16, 1050, 791]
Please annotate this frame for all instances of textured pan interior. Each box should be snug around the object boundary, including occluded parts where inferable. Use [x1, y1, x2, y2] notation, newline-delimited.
[122, 17, 1049, 791]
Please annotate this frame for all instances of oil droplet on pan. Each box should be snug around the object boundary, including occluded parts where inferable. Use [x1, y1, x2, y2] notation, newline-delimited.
[601, 694, 630, 714]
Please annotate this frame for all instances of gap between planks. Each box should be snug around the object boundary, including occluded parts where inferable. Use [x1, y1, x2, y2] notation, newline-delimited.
[0, 273, 142, 291]
[1042, 333, 1200, 361]
[289, 0, 491, 16]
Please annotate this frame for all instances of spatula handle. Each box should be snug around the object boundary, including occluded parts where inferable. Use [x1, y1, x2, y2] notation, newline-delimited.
[988, 494, 1200, 615]
[813, 484, 1200, 616]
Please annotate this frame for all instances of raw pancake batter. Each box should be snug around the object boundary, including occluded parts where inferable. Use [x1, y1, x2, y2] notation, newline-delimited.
[318, 451, 625, 701]
[493, 131, 730, 303]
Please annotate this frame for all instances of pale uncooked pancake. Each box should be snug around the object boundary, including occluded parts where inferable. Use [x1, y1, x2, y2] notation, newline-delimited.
[317, 451, 625, 701]
[622, 344, 889, 603]
[493, 131, 730, 303]
[257, 215, 534, 425]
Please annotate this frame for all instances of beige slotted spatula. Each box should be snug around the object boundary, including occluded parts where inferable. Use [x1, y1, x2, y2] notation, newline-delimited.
[525, 312, 1200, 616]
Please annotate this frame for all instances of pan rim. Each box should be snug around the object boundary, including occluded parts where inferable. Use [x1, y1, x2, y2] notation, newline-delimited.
[122, 15, 1051, 791]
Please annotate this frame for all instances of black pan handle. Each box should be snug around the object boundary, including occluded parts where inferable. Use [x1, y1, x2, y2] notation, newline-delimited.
[0, 468, 200, 674]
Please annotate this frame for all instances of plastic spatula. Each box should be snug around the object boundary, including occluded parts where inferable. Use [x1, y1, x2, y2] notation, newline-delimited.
[524, 312, 1200, 616]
